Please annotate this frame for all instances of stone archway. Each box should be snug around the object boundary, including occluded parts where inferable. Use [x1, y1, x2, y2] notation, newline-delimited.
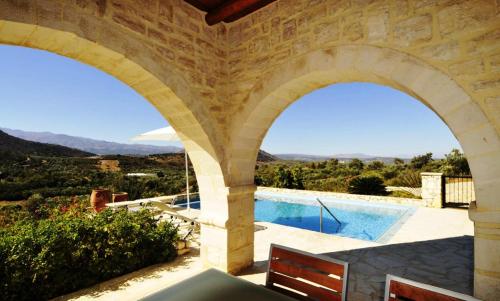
[228, 45, 500, 299]
[0, 16, 237, 271]
[0, 19, 228, 203]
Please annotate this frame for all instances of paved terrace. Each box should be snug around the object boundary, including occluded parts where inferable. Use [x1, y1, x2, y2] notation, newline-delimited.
[54, 206, 473, 301]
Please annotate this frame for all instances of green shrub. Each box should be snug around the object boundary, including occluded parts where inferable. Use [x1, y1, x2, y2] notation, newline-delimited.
[0, 205, 28, 227]
[388, 169, 422, 188]
[0, 208, 178, 301]
[347, 175, 387, 195]
[272, 166, 304, 189]
[304, 177, 349, 193]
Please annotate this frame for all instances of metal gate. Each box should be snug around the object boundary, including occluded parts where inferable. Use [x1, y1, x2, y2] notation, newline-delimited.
[442, 175, 475, 208]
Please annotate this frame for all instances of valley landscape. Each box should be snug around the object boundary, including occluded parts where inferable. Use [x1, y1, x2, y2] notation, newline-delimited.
[0, 128, 470, 204]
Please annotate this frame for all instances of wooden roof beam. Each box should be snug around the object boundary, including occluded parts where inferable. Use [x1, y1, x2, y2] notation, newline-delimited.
[205, 0, 271, 25]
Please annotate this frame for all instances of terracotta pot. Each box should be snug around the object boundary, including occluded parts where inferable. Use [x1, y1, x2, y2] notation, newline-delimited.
[112, 192, 129, 203]
[90, 189, 111, 212]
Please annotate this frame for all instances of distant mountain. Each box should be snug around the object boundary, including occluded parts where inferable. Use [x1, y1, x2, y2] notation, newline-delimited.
[275, 153, 409, 163]
[275, 154, 331, 162]
[333, 153, 376, 159]
[1, 128, 182, 156]
[0, 130, 94, 157]
[257, 150, 278, 162]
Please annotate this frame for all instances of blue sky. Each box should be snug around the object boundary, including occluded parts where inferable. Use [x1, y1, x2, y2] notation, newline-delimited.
[0, 45, 461, 158]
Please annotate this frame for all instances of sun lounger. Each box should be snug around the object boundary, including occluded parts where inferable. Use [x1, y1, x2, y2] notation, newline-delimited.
[266, 244, 349, 301]
[384, 274, 480, 301]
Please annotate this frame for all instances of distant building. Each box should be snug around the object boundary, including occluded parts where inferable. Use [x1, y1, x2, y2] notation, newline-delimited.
[126, 173, 157, 178]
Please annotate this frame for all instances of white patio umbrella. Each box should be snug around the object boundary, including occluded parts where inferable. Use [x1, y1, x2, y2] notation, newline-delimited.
[130, 126, 191, 209]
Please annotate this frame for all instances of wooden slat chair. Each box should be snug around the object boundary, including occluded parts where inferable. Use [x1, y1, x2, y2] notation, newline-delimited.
[266, 244, 349, 301]
[384, 274, 481, 301]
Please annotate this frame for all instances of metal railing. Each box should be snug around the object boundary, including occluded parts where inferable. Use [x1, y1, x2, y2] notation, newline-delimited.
[441, 175, 474, 208]
[316, 198, 341, 233]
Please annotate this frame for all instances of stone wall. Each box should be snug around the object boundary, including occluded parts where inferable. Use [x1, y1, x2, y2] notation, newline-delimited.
[225, 0, 500, 133]
[420, 172, 443, 208]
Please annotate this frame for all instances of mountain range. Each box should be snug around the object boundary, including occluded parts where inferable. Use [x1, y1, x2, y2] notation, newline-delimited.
[274, 153, 407, 163]
[0, 130, 94, 157]
[1, 127, 408, 162]
[1, 127, 182, 156]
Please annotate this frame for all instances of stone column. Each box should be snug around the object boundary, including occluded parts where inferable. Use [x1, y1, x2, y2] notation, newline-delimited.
[469, 202, 500, 300]
[198, 184, 256, 274]
[421, 172, 443, 208]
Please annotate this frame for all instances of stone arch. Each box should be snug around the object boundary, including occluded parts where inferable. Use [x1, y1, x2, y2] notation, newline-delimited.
[0, 19, 227, 202]
[230, 45, 500, 212]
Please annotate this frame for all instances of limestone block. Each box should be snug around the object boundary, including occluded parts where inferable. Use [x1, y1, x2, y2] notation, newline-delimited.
[472, 79, 500, 92]
[444, 102, 491, 136]
[314, 20, 340, 43]
[474, 178, 500, 211]
[366, 12, 388, 42]
[467, 151, 500, 186]
[282, 19, 297, 41]
[74, 0, 107, 17]
[419, 41, 460, 62]
[485, 96, 500, 122]
[343, 21, 363, 42]
[489, 53, 500, 73]
[437, 0, 498, 38]
[466, 28, 500, 56]
[0, 0, 35, 23]
[449, 59, 485, 76]
[393, 14, 433, 46]
[0, 21, 36, 44]
[474, 273, 500, 301]
[474, 223, 500, 300]
[457, 125, 500, 157]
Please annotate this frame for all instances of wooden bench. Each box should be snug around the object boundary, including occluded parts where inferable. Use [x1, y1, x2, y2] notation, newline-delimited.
[266, 244, 348, 301]
[384, 274, 481, 301]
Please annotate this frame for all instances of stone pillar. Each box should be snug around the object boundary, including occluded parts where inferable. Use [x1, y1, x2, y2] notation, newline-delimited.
[198, 184, 256, 274]
[469, 202, 500, 300]
[421, 172, 443, 208]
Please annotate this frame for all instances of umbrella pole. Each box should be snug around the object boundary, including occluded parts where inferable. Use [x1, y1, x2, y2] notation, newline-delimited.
[185, 149, 190, 209]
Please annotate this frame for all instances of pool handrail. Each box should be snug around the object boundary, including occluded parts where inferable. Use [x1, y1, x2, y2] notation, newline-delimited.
[316, 198, 342, 231]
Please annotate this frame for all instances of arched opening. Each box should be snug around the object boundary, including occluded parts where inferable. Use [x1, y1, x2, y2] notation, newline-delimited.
[0, 43, 195, 199]
[231, 46, 498, 211]
[228, 45, 500, 299]
[0, 20, 226, 195]
[0, 20, 230, 299]
[248, 81, 474, 297]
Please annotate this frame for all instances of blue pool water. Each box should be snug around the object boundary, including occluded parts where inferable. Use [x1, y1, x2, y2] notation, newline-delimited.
[177, 192, 414, 242]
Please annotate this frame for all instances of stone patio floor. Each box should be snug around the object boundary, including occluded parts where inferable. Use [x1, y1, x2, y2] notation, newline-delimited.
[53, 206, 473, 301]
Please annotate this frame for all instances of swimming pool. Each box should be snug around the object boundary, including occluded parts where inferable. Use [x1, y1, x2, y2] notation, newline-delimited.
[177, 191, 415, 242]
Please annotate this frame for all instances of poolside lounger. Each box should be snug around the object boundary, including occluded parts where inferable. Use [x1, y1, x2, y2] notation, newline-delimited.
[384, 274, 480, 301]
[266, 244, 349, 301]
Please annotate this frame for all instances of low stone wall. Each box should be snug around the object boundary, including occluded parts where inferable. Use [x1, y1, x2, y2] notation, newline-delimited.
[257, 187, 423, 207]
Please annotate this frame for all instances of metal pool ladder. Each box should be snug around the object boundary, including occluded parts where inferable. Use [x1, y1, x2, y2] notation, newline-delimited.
[316, 198, 342, 233]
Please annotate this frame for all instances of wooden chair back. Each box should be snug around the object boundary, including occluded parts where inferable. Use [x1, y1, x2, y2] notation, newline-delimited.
[384, 274, 481, 301]
[266, 244, 348, 301]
